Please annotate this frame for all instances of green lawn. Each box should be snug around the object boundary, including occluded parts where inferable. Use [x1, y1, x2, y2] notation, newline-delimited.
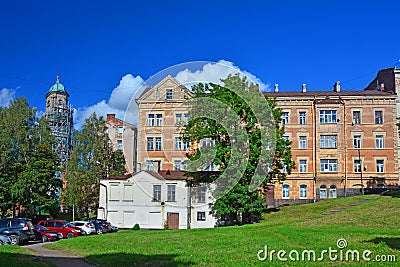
[0, 245, 53, 267]
[44, 194, 400, 266]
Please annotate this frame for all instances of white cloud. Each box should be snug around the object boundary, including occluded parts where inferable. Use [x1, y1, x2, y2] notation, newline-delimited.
[0, 88, 16, 107]
[73, 60, 268, 130]
[73, 74, 144, 130]
[175, 60, 269, 91]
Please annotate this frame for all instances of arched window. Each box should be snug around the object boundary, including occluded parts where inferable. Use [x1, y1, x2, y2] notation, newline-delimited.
[299, 184, 307, 198]
[320, 185, 327, 199]
[329, 185, 337, 198]
[282, 184, 290, 199]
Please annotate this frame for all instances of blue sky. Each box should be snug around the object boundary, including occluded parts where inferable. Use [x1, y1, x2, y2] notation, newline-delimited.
[1, 1, 399, 128]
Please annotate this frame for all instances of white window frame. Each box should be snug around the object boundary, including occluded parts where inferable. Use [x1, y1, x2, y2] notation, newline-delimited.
[117, 140, 123, 150]
[320, 159, 338, 173]
[299, 112, 306, 125]
[146, 160, 154, 171]
[299, 160, 307, 173]
[299, 184, 307, 198]
[196, 187, 206, 203]
[320, 135, 337, 149]
[375, 111, 383, 124]
[167, 185, 176, 201]
[354, 159, 361, 173]
[319, 110, 337, 124]
[282, 112, 289, 125]
[353, 135, 361, 149]
[282, 184, 290, 199]
[320, 185, 327, 199]
[166, 89, 173, 100]
[299, 136, 307, 149]
[153, 185, 161, 201]
[147, 114, 155, 126]
[156, 114, 163, 126]
[376, 160, 384, 173]
[375, 135, 384, 149]
[174, 160, 181, 171]
[147, 137, 154, 150]
[329, 185, 337, 198]
[155, 137, 162, 151]
[352, 110, 361, 124]
[197, 211, 206, 221]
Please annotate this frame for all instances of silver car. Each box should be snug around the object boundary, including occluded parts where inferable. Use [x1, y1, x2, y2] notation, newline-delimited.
[0, 235, 10, 245]
[70, 221, 96, 235]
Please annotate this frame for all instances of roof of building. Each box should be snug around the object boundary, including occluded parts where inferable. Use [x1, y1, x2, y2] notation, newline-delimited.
[263, 89, 395, 98]
[49, 76, 68, 94]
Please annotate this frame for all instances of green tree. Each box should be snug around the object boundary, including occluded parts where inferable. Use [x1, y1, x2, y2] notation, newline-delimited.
[182, 74, 294, 225]
[0, 98, 60, 217]
[63, 113, 126, 219]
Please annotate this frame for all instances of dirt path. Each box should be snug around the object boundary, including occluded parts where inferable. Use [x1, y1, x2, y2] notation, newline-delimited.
[24, 242, 96, 267]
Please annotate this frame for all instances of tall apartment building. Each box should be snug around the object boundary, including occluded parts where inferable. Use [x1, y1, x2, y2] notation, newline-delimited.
[264, 69, 400, 206]
[136, 75, 193, 172]
[106, 114, 137, 173]
[128, 67, 400, 208]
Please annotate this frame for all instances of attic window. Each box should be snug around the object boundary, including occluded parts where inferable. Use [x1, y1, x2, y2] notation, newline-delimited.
[166, 89, 173, 100]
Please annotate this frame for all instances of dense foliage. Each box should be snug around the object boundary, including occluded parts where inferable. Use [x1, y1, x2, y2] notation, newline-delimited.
[0, 98, 60, 217]
[182, 74, 294, 225]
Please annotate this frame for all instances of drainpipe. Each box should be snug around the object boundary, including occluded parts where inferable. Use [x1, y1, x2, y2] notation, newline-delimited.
[312, 97, 317, 202]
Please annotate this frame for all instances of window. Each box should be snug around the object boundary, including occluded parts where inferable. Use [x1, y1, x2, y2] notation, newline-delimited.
[197, 211, 206, 221]
[175, 137, 182, 150]
[202, 137, 215, 147]
[117, 140, 123, 150]
[146, 160, 154, 171]
[320, 185, 327, 199]
[299, 136, 307, 149]
[204, 162, 217, 171]
[153, 185, 161, 201]
[167, 185, 176, 201]
[329, 185, 337, 198]
[320, 159, 338, 173]
[147, 137, 154, 150]
[320, 135, 337, 148]
[375, 135, 384, 149]
[299, 160, 307, 173]
[182, 160, 188, 170]
[282, 135, 290, 148]
[375, 111, 383, 124]
[299, 112, 306, 124]
[319, 110, 337, 124]
[196, 187, 206, 203]
[147, 114, 155, 126]
[282, 185, 289, 198]
[166, 89, 173, 99]
[300, 185, 307, 198]
[184, 113, 190, 122]
[352, 111, 361, 124]
[118, 126, 124, 134]
[282, 112, 289, 125]
[155, 137, 162, 150]
[353, 135, 361, 149]
[156, 114, 163, 126]
[354, 160, 361, 173]
[376, 160, 384, 173]
[174, 160, 181, 171]
[175, 113, 182, 122]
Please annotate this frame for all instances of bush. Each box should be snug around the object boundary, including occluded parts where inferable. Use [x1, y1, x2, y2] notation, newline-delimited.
[133, 224, 140, 230]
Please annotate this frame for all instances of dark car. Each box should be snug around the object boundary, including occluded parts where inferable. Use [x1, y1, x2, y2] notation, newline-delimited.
[88, 219, 112, 234]
[0, 218, 35, 245]
[37, 220, 81, 238]
[33, 225, 63, 242]
[31, 215, 53, 225]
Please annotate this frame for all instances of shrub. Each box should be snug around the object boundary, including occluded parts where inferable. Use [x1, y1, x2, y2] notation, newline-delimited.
[133, 224, 140, 230]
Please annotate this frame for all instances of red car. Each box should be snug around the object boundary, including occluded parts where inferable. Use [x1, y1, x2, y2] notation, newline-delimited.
[37, 220, 81, 238]
[33, 225, 63, 242]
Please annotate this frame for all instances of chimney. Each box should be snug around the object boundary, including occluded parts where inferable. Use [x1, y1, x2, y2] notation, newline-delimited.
[333, 81, 341, 92]
[380, 83, 385, 92]
[107, 114, 115, 121]
[274, 84, 279, 92]
[302, 84, 306, 93]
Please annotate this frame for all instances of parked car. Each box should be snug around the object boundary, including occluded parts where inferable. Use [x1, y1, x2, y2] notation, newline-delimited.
[110, 225, 119, 232]
[37, 220, 81, 238]
[70, 221, 96, 235]
[88, 219, 112, 234]
[33, 225, 63, 242]
[0, 218, 35, 245]
[0, 235, 11, 245]
[31, 215, 53, 225]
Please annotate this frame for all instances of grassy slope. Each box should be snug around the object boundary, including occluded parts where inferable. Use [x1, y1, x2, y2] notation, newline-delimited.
[47, 194, 400, 266]
[0, 245, 53, 267]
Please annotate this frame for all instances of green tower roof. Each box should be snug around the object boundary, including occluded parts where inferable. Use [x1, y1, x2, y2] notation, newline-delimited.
[49, 76, 66, 93]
